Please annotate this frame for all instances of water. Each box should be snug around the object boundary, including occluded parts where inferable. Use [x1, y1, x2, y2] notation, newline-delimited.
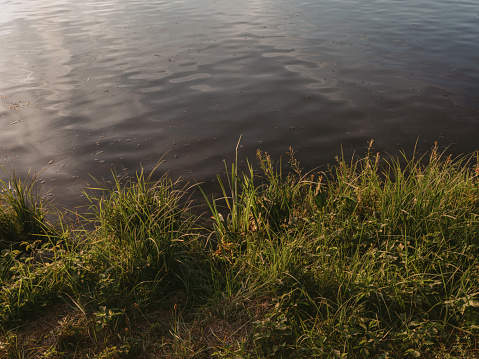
[1, 0, 478, 207]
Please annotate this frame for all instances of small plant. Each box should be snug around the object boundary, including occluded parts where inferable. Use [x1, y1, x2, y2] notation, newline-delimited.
[94, 306, 124, 331]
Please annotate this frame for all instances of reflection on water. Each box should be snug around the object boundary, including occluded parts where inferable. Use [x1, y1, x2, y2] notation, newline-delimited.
[0, 0, 478, 206]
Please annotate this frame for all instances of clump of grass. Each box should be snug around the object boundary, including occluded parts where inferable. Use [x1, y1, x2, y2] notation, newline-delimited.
[0, 169, 55, 252]
[84, 166, 191, 272]
[79, 165, 205, 311]
[1, 143, 479, 358]
[204, 144, 320, 258]
[323, 141, 479, 249]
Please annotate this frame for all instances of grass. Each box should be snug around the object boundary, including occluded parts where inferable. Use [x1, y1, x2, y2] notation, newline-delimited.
[0, 168, 58, 253]
[1, 142, 479, 358]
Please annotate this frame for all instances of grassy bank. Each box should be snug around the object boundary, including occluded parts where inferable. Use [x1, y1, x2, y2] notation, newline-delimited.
[1, 143, 479, 358]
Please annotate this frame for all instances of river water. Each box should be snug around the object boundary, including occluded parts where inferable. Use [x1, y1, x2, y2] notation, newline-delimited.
[1, 0, 478, 207]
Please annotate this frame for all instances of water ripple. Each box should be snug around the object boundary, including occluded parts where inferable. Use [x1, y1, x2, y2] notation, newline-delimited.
[0, 0, 478, 207]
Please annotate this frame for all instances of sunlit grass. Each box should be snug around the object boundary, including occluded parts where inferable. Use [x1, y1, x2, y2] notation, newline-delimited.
[0, 168, 56, 252]
[1, 143, 478, 358]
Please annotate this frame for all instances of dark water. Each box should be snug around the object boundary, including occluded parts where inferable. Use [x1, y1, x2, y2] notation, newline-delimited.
[1, 0, 478, 207]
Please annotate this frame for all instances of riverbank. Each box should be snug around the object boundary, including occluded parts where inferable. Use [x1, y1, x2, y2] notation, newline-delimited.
[1, 143, 478, 358]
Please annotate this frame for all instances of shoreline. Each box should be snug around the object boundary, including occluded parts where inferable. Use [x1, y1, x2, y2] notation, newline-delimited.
[1, 143, 479, 357]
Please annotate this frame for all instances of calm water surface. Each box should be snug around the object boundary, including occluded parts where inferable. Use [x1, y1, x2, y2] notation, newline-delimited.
[1, 0, 478, 206]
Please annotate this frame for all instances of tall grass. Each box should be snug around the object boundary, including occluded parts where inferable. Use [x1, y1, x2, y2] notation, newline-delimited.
[0, 169, 55, 252]
[84, 166, 191, 272]
[80, 166, 207, 310]
[205, 142, 479, 357]
[1, 143, 479, 358]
